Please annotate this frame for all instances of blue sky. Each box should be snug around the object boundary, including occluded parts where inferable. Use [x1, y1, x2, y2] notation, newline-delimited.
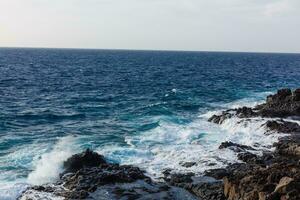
[0, 0, 299, 53]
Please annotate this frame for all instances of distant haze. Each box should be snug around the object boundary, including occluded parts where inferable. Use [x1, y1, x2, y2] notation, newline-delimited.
[0, 0, 300, 53]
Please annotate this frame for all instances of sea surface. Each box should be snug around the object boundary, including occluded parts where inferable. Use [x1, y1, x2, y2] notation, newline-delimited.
[1, 48, 300, 199]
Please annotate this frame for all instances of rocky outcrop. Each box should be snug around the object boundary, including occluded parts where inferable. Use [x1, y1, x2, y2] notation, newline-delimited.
[264, 120, 300, 134]
[258, 88, 300, 117]
[209, 88, 300, 125]
[63, 148, 106, 173]
[207, 88, 300, 200]
[19, 150, 198, 200]
[223, 161, 300, 200]
[163, 171, 226, 200]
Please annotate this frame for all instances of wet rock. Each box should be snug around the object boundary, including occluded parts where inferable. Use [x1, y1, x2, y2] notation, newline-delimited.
[164, 171, 226, 200]
[180, 162, 197, 168]
[21, 150, 192, 200]
[63, 148, 106, 173]
[164, 173, 194, 185]
[184, 181, 226, 200]
[209, 88, 300, 123]
[207, 88, 300, 200]
[292, 88, 300, 101]
[274, 139, 300, 157]
[204, 168, 229, 180]
[219, 141, 255, 152]
[264, 120, 300, 134]
[237, 152, 263, 164]
[236, 107, 257, 118]
[258, 88, 300, 117]
[208, 112, 234, 124]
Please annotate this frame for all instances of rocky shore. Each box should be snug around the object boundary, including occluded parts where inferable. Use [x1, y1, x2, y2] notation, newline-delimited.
[19, 89, 300, 200]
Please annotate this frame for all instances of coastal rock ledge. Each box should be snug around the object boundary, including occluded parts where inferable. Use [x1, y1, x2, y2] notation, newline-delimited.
[19, 88, 300, 200]
[19, 149, 197, 200]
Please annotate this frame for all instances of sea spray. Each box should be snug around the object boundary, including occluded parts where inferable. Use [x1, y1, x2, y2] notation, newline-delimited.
[27, 135, 79, 185]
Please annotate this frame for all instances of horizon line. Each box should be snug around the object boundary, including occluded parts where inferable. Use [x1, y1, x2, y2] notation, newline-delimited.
[0, 46, 300, 55]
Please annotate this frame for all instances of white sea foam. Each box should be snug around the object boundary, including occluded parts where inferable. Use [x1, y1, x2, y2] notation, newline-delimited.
[0, 183, 29, 200]
[27, 135, 79, 185]
[19, 189, 64, 200]
[98, 118, 239, 178]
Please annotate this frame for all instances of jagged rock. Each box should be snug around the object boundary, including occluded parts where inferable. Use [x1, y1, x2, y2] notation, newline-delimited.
[20, 150, 199, 200]
[184, 182, 226, 200]
[237, 152, 263, 164]
[264, 120, 300, 134]
[163, 171, 226, 200]
[204, 168, 229, 180]
[209, 89, 300, 124]
[164, 172, 194, 185]
[258, 88, 300, 117]
[236, 107, 257, 118]
[207, 88, 300, 200]
[223, 162, 300, 200]
[292, 88, 300, 101]
[180, 162, 197, 168]
[219, 141, 255, 152]
[274, 139, 300, 157]
[63, 148, 106, 173]
[274, 177, 294, 193]
[208, 112, 234, 124]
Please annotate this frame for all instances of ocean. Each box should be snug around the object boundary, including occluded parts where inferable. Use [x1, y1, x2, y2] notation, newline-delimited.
[1, 48, 300, 199]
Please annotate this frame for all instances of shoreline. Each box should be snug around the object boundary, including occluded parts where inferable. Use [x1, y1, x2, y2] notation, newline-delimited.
[19, 88, 300, 200]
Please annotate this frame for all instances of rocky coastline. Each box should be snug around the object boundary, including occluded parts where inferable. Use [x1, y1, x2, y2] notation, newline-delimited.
[19, 88, 300, 200]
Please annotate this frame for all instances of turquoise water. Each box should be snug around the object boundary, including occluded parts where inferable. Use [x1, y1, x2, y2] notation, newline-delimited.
[1, 48, 300, 199]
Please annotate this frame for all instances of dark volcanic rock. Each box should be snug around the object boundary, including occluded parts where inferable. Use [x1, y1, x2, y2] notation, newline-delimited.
[264, 120, 300, 134]
[204, 168, 230, 180]
[20, 150, 199, 200]
[209, 88, 300, 125]
[274, 138, 300, 157]
[63, 148, 106, 173]
[208, 112, 234, 124]
[184, 182, 226, 200]
[163, 172, 226, 200]
[62, 163, 148, 193]
[258, 88, 300, 117]
[219, 141, 255, 152]
[236, 107, 257, 118]
[237, 152, 263, 165]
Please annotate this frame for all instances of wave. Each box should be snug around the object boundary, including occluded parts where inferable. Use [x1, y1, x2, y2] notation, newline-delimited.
[27, 135, 79, 185]
[97, 91, 284, 178]
[1, 91, 287, 199]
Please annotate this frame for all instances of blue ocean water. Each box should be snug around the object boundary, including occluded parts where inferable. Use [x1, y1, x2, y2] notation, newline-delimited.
[0, 48, 300, 199]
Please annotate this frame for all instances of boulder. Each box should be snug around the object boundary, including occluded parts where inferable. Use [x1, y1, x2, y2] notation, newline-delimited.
[63, 148, 106, 173]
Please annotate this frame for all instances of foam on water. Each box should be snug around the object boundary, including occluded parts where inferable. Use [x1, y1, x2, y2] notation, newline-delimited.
[0, 183, 29, 200]
[0, 135, 80, 200]
[97, 92, 284, 178]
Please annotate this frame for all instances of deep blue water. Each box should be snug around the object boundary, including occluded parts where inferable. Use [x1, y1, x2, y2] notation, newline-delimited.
[0, 48, 300, 198]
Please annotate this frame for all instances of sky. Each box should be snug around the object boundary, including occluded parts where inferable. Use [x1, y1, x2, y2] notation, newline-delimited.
[0, 0, 300, 53]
